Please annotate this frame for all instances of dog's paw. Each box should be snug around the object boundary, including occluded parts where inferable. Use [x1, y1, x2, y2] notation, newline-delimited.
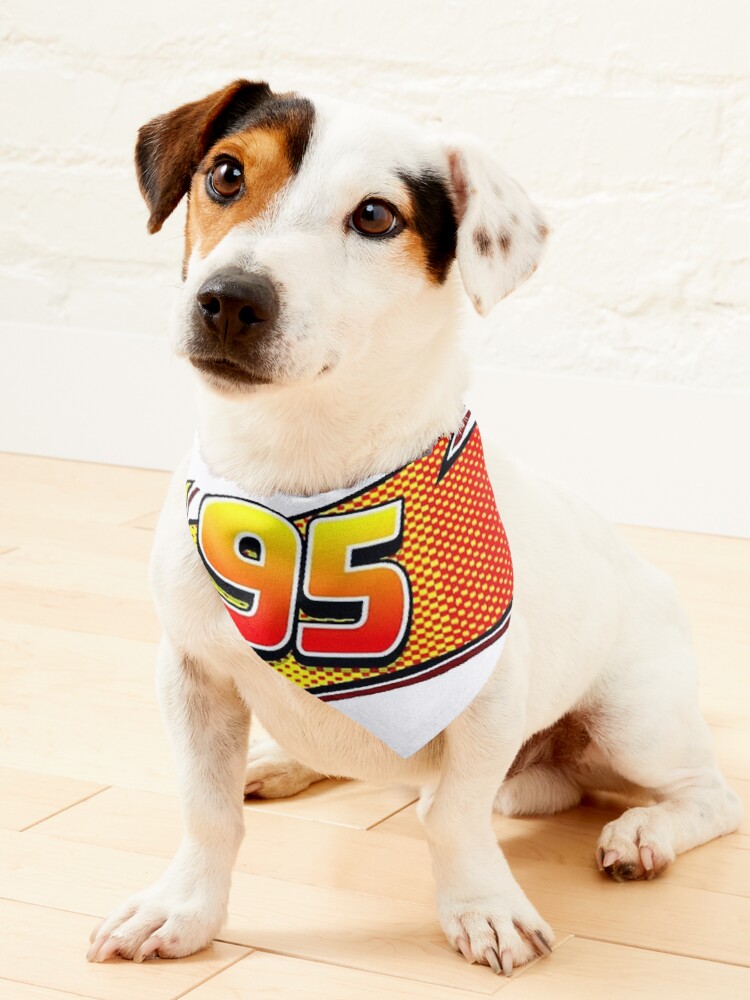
[440, 893, 554, 975]
[596, 806, 676, 881]
[86, 884, 223, 962]
[245, 737, 325, 799]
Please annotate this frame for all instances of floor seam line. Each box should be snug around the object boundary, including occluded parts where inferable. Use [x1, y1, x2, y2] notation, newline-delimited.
[171, 945, 255, 999]
[365, 796, 420, 831]
[212, 942, 505, 995]
[19, 784, 113, 833]
[573, 932, 750, 969]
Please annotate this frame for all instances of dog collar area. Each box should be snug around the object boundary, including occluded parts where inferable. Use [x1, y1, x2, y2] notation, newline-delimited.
[185, 409, 513, 757]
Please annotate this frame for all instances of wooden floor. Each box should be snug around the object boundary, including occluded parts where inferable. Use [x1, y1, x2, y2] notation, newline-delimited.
[0, 451, 748, 1000]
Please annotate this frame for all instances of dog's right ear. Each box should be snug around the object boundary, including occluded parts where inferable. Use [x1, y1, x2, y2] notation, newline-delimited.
[135, 80, 272, 234]
[444, 134, 549, 316]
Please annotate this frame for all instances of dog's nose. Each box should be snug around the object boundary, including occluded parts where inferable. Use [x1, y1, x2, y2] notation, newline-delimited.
[195, 269, 279, 347]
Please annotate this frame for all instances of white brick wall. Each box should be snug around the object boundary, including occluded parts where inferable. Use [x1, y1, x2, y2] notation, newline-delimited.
[2, 0, 748, 386]
[1, 0, 749, 532]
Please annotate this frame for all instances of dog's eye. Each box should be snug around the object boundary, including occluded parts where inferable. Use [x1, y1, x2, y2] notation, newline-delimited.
[350, 199, 401, 237]
[207, 158, 244, 201]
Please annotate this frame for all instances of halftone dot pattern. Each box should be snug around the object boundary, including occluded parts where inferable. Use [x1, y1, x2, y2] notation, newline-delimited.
[260, 423, 513, 692]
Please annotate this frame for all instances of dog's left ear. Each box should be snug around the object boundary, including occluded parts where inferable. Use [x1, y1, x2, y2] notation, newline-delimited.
[444, 136, 549, 316]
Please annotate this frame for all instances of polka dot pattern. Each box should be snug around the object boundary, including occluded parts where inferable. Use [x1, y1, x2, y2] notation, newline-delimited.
[269, 422, 513, 691]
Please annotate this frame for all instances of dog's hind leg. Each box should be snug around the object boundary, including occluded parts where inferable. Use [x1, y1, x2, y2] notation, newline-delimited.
[245, 735, 327, 799]
[493, 712, 588, 816]
[495, 765, 582, 816]
[590, 647, 742, 881]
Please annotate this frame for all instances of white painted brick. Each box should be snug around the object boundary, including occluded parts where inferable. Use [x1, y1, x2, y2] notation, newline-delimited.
[1, 0, 748, 391]
[539, 0, 750, 79]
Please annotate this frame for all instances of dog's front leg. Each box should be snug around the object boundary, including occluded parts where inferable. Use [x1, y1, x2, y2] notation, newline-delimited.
[423, 690, 554, 976]
[87, 638, 249, 962]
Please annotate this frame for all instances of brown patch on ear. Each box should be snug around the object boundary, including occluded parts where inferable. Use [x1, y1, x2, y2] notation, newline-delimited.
[537, 221, 549, 241]
[498, 230, 513, 257]
[186, 128, 294, 260]
[135, 80, 273, 234]
[473, 228, 493, 256]
[447, 150, 469, 222]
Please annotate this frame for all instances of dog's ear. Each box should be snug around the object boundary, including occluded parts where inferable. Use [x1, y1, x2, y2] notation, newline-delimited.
[444, 135, 549, 316]
[135, 80, 272, 234]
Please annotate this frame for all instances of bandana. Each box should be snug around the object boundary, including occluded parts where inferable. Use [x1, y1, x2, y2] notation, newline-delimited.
[186, 410, 512, 757]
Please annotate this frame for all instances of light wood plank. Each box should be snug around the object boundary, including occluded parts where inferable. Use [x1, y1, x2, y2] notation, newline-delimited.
[36, 787, 435, 903]
[2, 454, 749, 996]
[0, 510, 153, 560]
[616, 526, 750, 606]
[0, 766, 106, 831]
[617, 525, 750, 730]
[185, 951, 511, 999]
[712, 725, 750, 782]
[0, 453, 168, 526]
[0, 540, 154, 602]
[0, 829, 569, 994]
[243, 776, 417, 829]
[381, 795, 750, 898]
[375, 808, 750, 966]
[0, 622, 173, 793]
[0, 899, 249, 1000]
[0, 582, 159, 642]
[6, 817, 748, 975]
[124, 510, 160, 531]
[0, 620, 412, 825]
[34, 782, 750, 906]
[0, 982, 100, 1000]
[500, 936, 750, 999]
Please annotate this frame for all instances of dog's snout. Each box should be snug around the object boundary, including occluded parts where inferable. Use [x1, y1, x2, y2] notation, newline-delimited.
[196, 269, 279, 347]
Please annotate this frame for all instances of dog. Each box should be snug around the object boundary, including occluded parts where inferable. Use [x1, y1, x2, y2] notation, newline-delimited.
[86, 80, 742, 974]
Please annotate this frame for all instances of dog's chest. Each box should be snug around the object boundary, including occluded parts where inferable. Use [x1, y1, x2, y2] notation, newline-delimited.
[151, 497, 435, 782]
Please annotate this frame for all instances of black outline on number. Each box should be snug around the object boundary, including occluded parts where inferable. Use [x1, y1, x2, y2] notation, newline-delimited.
[295, 498, 413, 670]
[195, 492, 303, 660]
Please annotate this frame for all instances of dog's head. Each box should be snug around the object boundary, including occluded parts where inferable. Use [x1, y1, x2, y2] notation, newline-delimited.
[136, 80, 548, 393]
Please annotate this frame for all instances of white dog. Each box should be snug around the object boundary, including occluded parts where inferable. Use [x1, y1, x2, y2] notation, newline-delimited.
[87, 80, 742, 975]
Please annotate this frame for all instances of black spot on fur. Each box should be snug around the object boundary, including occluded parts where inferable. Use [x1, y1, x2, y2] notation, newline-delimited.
[498, 230, 513, 257]
[399, 169, 458, 282]
[473, 228, 493, 256]
[224, 92, 315, 172]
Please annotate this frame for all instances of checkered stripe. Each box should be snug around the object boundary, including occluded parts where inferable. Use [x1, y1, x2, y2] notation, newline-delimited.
[272, 424, 513, 693]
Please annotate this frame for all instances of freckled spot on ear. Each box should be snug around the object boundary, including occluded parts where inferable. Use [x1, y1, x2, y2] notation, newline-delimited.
[472, 293, 483, 311]
[537, 222, 549, 241]
[511, 213, 519, 226]
[473, 227, 493, 256]
[498, 230, 513, 257]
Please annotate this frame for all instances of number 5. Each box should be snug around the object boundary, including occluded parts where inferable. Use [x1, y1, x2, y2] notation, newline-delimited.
[298, 500, 410, 661]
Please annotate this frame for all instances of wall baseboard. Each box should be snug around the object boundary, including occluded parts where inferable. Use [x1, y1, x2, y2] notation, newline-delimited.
[2, 322, 748, 537]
